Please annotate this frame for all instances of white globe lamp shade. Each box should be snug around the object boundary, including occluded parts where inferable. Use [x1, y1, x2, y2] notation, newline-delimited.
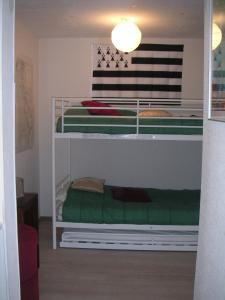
[111, 21, 142, 52]
[212, 23, 222, 50]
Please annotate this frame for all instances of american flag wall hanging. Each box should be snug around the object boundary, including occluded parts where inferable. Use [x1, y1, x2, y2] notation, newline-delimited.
[92, 43, 184, 99]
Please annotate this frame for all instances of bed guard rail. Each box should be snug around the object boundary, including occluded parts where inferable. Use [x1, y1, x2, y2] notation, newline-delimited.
[52, 97, 203, 136]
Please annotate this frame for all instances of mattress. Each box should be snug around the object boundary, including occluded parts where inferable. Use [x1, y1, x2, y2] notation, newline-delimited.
[62, 186, 200, 225]
[56, 108, 203, 135]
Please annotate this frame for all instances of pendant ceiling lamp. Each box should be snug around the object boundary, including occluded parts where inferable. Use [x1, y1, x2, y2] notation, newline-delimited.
[111, 20, 142, 52]
[212, 23, 222, 50]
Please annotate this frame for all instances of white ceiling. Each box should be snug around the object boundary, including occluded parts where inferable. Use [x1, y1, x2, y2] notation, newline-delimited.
[16, 0, 204, 39]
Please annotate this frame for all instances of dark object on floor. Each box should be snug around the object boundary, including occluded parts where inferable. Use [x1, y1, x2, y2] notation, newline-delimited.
[112, 187, 151, 203]
[18, 224, 39, 300]
[17, 193, 39, 230]
[17, 193, 39, 267]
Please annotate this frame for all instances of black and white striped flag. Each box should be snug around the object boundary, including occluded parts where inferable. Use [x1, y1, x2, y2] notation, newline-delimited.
[92, 43, 184, 99]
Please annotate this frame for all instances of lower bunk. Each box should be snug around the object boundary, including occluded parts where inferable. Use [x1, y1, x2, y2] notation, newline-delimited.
[55, 183, 200, 251]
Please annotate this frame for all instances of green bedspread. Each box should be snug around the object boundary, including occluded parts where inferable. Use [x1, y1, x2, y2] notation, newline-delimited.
[62, 186, 200, 225]
[56, 109, 203, 135]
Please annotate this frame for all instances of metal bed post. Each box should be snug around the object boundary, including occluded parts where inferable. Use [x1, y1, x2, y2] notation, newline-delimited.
[68, 138, 71, 183]
[52, 97, 57, 249]
[68, 99, 71, 182]
[136, 99, 140, 134]
[61, 98, 64, 133]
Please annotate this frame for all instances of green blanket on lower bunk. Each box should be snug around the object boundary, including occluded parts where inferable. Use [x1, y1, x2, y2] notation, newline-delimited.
[62, 186, 200, 225]
[56, 109, 203, 135]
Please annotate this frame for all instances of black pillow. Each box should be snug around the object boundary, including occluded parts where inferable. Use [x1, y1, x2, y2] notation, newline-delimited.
[112, 187, 151, 203]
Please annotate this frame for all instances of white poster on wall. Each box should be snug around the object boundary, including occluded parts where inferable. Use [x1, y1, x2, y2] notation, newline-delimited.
[15, 58, 34, 153]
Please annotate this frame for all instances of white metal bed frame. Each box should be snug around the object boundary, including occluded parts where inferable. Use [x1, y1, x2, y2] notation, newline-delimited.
[52, 97, 202, 251]
[53, 97, 203, 141]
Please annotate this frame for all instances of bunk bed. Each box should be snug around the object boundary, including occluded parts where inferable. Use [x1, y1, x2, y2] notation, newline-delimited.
[52, 97, 203, 251]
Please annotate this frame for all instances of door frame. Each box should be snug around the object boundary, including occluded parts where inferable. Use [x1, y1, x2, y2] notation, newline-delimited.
[0, 0, 20, 299]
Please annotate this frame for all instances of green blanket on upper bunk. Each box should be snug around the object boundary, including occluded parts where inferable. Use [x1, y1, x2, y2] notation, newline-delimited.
[62, 186, 200, 225]
[56, 108, 203, 135]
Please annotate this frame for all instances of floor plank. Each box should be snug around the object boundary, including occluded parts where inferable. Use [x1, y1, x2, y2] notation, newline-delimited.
[39, 219, 196, 300]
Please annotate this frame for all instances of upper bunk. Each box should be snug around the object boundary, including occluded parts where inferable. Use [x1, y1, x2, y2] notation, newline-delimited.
[52, 97, 203, 141]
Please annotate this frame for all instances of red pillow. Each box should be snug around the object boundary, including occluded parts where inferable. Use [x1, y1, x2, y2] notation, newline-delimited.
[81, 100, 121, 116]
[112, 187, 151, 203]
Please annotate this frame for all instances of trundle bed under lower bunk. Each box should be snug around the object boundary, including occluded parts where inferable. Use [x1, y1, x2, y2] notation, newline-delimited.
[52, 97, 203, 251]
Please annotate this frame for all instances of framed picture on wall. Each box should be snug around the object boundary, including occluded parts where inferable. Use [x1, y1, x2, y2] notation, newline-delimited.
[15, 57, 34, 152]
[209, 0, 225, 121]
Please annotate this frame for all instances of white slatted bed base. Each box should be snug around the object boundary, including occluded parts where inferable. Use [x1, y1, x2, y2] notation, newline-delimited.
[56, 222, 198, 251]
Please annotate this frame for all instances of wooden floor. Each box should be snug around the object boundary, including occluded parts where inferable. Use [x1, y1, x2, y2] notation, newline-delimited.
[39, 219, 196, 300]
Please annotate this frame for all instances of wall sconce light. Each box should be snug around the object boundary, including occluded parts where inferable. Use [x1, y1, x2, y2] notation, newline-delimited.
[111, 20, 142, 52]
[212, 23, 222, 50]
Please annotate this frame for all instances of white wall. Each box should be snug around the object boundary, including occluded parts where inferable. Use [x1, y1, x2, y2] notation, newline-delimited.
[56, 139, 202, 189]
[15, 20, 39, 193]
[39, 37, 204, 216]
[194, 122, 225, 300]
[194, 1, 225, 298]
